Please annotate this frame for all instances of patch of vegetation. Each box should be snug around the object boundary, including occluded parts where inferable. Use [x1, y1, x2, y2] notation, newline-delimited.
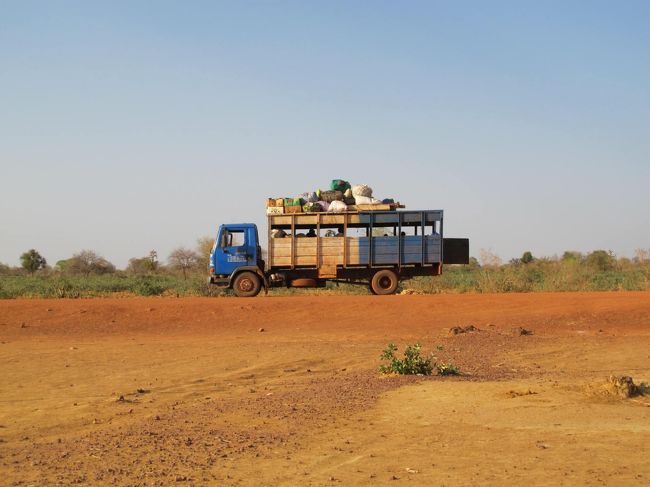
[134, 277, 167, 296]
[379, 343, 461, 376]
[436, 363, 461, 376]
[379, 343, 433, 375]
[0, 274, 228, 298]
[20, 249, 47, 275]
[401, 250, 650, 294]
[1, 246, 649, 298]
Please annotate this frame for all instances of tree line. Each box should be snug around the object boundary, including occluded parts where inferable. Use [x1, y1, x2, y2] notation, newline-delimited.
[3, 236, 214, 280]
[1, 245, 649, 297]
[6, 244, 650, 278]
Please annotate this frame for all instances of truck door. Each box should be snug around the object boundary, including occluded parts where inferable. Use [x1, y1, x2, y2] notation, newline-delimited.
[215, 227, 255, 275]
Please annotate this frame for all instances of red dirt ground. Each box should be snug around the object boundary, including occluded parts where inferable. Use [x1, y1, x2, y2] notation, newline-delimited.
[1, 292, 649, 486]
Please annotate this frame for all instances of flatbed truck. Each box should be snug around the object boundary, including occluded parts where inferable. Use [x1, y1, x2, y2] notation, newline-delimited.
[208, 210, 469, 297]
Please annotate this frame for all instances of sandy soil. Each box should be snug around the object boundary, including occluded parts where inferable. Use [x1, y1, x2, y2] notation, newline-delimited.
[1, 292, 649, 486]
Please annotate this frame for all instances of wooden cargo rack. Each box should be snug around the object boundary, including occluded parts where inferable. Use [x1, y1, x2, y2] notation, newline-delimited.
[267, 210, 444, 276]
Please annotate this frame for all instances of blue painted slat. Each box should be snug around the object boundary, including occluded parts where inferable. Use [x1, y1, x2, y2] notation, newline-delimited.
[352, 236, 442, 265]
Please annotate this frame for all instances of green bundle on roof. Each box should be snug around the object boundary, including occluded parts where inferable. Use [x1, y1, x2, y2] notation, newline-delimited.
[330, 179, 351, 192]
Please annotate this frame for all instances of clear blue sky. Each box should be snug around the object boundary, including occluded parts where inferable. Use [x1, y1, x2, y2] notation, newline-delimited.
[2, 1, 649, 268]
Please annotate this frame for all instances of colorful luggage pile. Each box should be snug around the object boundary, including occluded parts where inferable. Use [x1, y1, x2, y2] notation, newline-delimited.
[265, 180, 401, 214]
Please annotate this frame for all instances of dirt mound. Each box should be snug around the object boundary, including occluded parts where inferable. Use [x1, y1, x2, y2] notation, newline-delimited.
[589, 375, 647, 399]
[449, 325, 479, 335]
[511, 326, 534, 336]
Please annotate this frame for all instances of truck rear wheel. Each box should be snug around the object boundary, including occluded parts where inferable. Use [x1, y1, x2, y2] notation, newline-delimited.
[232, 272, 262, 297]
[370, 269, 399, 295]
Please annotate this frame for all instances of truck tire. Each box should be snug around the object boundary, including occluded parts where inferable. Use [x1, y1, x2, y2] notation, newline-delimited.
[370, 269, 399, 295]
[232, 272, 262, 297]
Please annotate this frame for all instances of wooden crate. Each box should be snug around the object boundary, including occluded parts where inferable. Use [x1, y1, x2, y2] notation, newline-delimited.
[266, 198, 286, 208]
[266, 206, 285, 215]
[285, 205, 302, 214]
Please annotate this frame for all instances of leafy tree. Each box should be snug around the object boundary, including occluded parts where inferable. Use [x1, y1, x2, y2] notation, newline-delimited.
[168, 247, 199, 280]
[562, 251, 583, 263]
[20, 249, 47, 275]
[127, 257, 155, 275]
[196, 236, 214, 265]
[66, 250, 115, 276]
[127, 250, 158, 275]
[521, 251, 534, 264]
[585, 250, 616, 272]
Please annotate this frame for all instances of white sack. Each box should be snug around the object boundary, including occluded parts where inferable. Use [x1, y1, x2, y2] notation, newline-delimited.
[353, 195, 374, 205]
[327, 200, 348, 212]
[351, 184, 373, 197]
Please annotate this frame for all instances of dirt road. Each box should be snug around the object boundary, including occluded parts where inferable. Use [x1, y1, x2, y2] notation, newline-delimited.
[1, 293, 649, 485]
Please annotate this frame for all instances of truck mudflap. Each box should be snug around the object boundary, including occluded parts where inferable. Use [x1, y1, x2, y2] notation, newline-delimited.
[260, 271, 269, 294]
[443, 238, 470, 265]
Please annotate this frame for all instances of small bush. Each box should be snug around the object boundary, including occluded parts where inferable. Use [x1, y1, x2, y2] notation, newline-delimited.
[134, 277, 166, 296]
[379, 343, 433, 375]
[53, 279, 82, 298]
[436, 363, 461, 376]
[379, 343, 461, 376]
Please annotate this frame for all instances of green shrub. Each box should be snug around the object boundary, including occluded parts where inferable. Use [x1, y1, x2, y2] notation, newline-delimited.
[379, 343, 462, 376]
[52, 278, 82, 298]
[521, 251, 534, 264]
[585, 250, 616, 272]
[379, 343, 433, 375]
[436, 363, 461, 376]
[134, 277, 167, 296]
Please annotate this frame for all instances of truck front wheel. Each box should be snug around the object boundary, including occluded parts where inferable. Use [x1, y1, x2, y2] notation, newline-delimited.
[232, 272, 262, 297]
[370, 269, 399, 295]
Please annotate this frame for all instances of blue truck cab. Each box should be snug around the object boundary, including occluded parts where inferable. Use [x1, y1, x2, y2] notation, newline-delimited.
[208, 223, 266, 296]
